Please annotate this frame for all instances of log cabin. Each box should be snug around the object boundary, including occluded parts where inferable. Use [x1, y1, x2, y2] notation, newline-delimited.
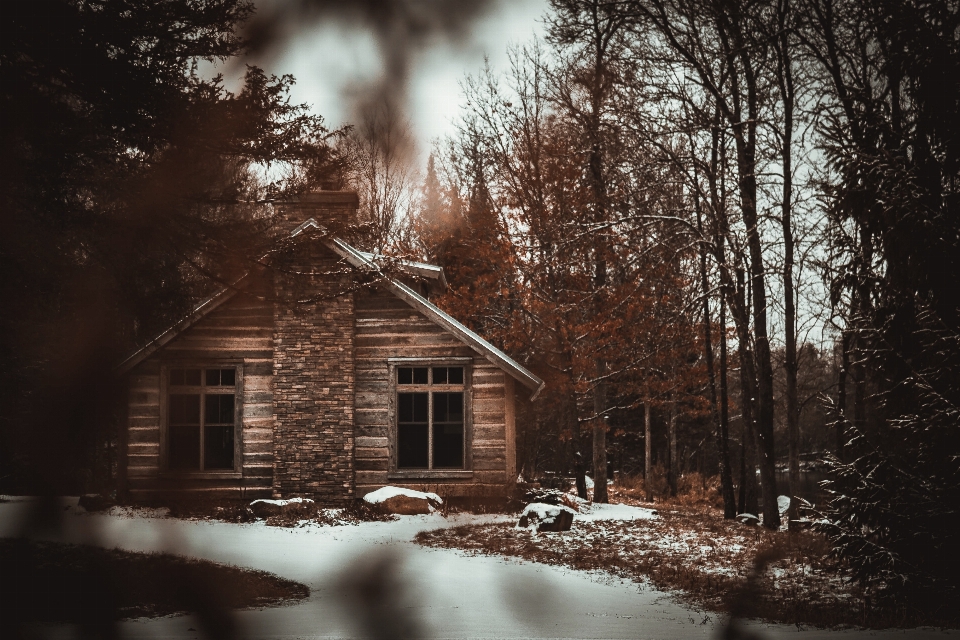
[116, 191, 544, 504]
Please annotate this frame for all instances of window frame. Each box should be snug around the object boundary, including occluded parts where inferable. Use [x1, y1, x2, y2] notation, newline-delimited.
[387, 357, 474, 479]
[159, 362, 244, 478]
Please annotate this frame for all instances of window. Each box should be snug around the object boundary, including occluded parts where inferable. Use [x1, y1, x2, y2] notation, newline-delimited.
[165, 367, 237, 471]
[396, 365, 465, 469]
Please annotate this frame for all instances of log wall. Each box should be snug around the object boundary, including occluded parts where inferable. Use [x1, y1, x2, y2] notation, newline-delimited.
[125, 289, 275, 499]
[353, 286, 513, 498]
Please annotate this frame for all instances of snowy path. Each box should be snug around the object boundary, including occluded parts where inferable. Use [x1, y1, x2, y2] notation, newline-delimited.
[0, 498, 952, 640]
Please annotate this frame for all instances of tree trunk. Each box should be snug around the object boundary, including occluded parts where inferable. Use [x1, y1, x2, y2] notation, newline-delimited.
[697, 196, 736, 517]
[718, 292, 736, 517]
[644, 400, 653, 502]
[836, 330, 850, 461]
[734, 266, 760, 517]
[668, 393, 678, 496]
[593, 361, 608, 503]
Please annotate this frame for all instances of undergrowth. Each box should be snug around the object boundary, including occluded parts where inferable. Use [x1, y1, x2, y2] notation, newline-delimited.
[415, 504, 957, 629]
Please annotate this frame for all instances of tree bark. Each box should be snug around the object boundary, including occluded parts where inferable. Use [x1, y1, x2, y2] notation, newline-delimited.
[697, 187, 736, 517]
[775, 0, 800, 529]
[644, 400, 653, 502]
[668, 391, 678, 496]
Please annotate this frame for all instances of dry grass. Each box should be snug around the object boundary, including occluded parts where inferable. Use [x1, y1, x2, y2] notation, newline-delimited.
[416, 503, 956, 629]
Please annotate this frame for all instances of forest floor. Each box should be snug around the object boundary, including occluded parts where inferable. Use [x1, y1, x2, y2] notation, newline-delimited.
[416, 493, 957, 630]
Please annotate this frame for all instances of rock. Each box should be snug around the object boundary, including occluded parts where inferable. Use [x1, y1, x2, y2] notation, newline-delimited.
[518, 502, 575, 532]
[777, 495, 791, 516]
[377, 494, 434, 515]
[249, 497, 315, 519]
[736, 512, 760, 526]
[78, 494, 114, 512]
[362, 486, 442, 515]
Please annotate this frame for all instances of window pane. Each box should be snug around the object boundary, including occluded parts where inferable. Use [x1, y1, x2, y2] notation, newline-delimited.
[398, 423, 429, 468]
[169, 394, 200, 424]
[433, 392, 464, 468]
[220, 368, 236, 386]
[432, 367, 448, 384]
[184, 369, 201, 386]
[169, 369, 185, 386]
[434, 392, 463, 422]
[398, 392, 428, 423]
[448, 367, 464, 385]
[204, 425, 234, 469]
[205, 394, 235, 424]
[398, 367, 412, 384]
[206, 369, 221, 386]
[433, 423, 463, 468]
[412, 367, 428, 384]
[169, 425, 200, 469]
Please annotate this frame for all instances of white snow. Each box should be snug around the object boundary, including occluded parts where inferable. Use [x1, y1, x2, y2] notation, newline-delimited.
[777, 495, 791, 515]
[584, 475, 595, 489]
[362, 485, 442, 505]
[0, 497, 953, 640]
[577, 502, 658, 522]
[250, 497, 314, 507]
[520, 502, 576, 524]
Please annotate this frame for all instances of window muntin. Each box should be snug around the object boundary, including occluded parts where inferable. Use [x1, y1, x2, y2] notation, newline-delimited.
[166, 368, 236, 471]
[396, 366, 465, 470]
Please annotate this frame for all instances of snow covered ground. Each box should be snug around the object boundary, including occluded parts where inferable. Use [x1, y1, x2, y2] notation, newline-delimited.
[0, 496, 953, 639]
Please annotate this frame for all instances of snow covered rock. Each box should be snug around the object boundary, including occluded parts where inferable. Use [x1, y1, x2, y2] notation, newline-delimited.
[777, 495, 791, 516]
[249, 497, 315, 519]
[736, 512, 760, 526]
[362, 486, 442, 515]
[518, 502, 575, 532]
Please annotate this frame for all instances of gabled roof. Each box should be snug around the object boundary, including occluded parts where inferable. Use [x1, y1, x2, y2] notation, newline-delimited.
[325, 236, 543, 399]
[118, 222, 544, 399]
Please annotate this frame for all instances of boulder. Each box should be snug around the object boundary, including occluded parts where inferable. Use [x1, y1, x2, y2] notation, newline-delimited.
[777, 495, 791, 516]
[362, 486, 442, 515]
[249, 497, 315, 519]
[518, 502, 575, 532]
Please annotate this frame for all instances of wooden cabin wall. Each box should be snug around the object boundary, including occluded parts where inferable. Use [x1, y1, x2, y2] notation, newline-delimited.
[125, 291, 274, 499]
[354, 286, 513, 498]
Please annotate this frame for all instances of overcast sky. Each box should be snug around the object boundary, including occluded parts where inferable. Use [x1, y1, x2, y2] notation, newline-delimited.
[212, 0, 547, 160]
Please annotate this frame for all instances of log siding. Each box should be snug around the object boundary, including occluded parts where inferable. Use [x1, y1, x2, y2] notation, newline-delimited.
[124, 290, 274, 499]
[354, 287, 512, 498]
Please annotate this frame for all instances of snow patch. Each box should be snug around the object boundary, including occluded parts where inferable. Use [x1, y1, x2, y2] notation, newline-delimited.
[577, 503, 658, 522]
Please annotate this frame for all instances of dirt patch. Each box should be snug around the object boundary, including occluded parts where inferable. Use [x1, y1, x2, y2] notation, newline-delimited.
[0, 539, 309, 624]
[415, 505, 956, 629]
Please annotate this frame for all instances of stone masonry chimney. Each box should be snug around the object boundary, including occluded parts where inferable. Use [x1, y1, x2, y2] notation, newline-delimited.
[271, 191, 359, 503]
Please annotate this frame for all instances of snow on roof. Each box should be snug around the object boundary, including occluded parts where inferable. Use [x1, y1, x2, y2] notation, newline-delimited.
[363, 486, 442, 505]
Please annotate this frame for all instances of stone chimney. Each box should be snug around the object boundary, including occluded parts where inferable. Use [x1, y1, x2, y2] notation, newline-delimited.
[270, 189, 359, 503]
[273, 190, 360, 236]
